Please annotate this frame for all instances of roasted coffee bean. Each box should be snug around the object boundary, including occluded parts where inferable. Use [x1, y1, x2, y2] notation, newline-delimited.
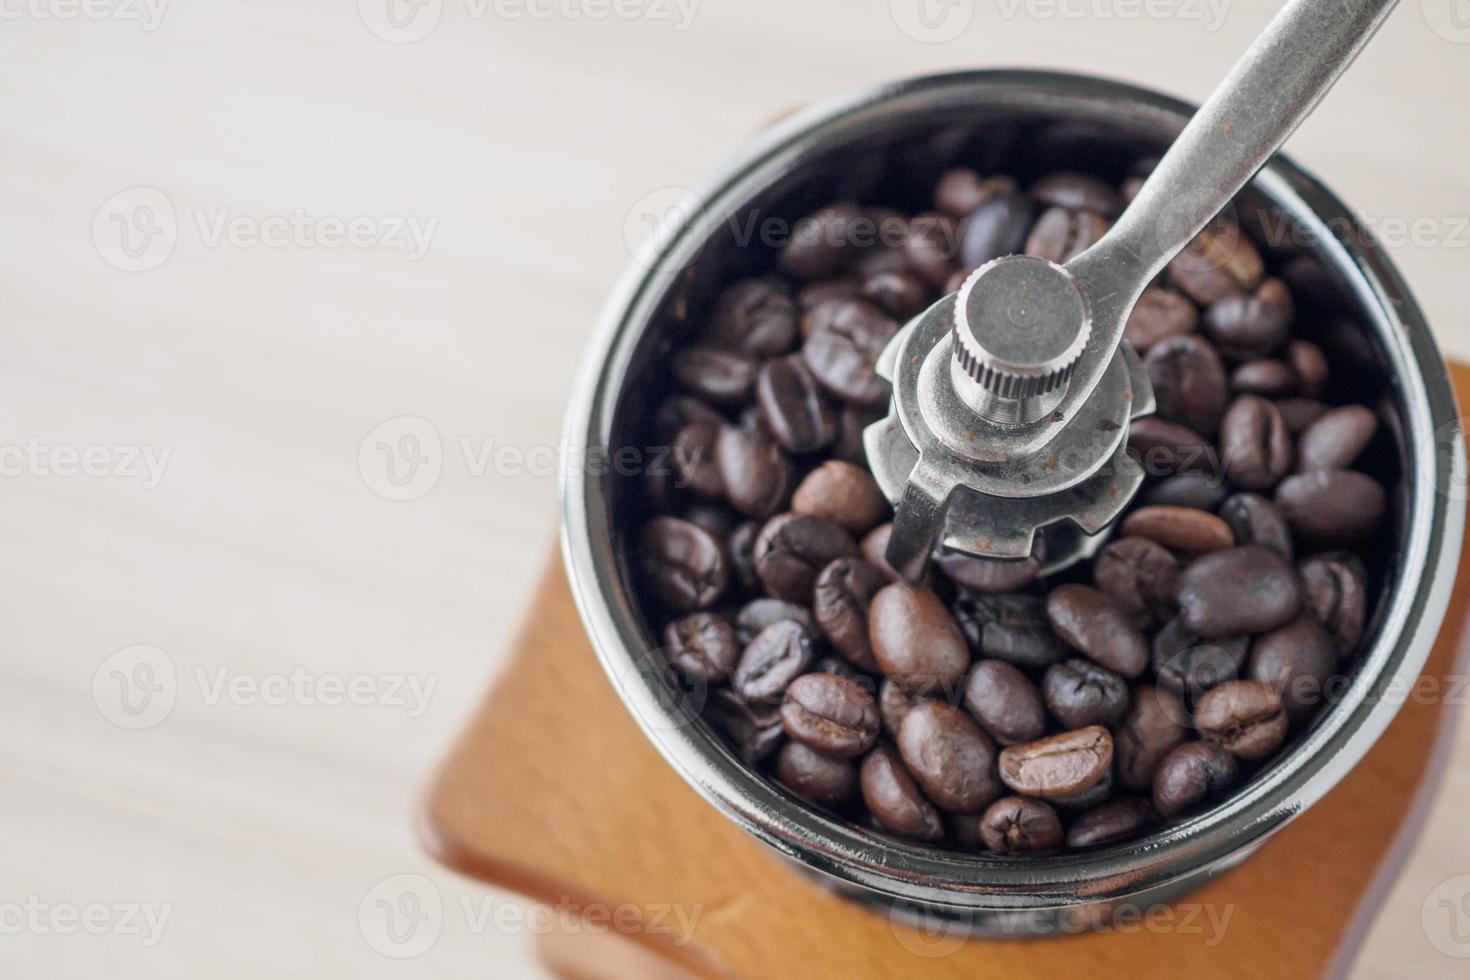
[1248, 617, 1339, 723]
[779, 203, 862, 281]
[1296, 405, 1377, 472]
[1145, 334, 1228, 435]
[653, 395, 725, 445]
[706, 276, 799, 357]
[1194, 680, 1289, 761]
[801, 300, 898, 406]
[704, 688, 783, 765]
[1152, 741, 1238, 818]
[957, 181, 1035, 267]
[1175, 545, 1300, 638]
[953, 592, 1069, 669]
[860, 522, 903, 581]
[734, 597, 818, 647]
[1124, 287, 1198, 353]
[1066, 798, 1156, 849]
[781, 673, 881, 757]
[671, 420, 724, 498]
[980, 796, 1064, 855]
[1275, 397, 1329, 433]
[1043, 659, 1130, 730]
[716, 424, 794, 519]
[859, 269, 929, 320]
[1151, 617, 1249, 704]
[671, 346, 759, 408]
[1030, 171, 1122, 218]
[1128, 417, 1219, 478]
[963, 660, 1046, 746]
[733, 620, 815, 704]
[903, 212, 959, 287]
[1045, 584, 1148, 678]
[728, 521, 761, 593]
[753, 513, 857, 603]
[860, 742, 945, 842]
[1275, 469, 1386, 546]
[638, 516, 728, 612]
[1286, 339, 1328, 398]
[833, 402, 883, 465]
[664, 612, 739, 683]
[897, 701, 1000, 813]
[878, 677, 927, 739]
[813, 558, 889, 671]
[1143, 473, 1229, 511]
[1220, 394, 1292, 491]
[776, 742, 858, 812]
[998, 727, 1113, 801]
[935, 544, 1042, 594]
[934, 168, 988, 217]
[791, 461, 889, 535]
[797, 278, 861, 313]
[870, 582, 972, 695]
[1231, 358, 1297, 398]
[1168, 220, 1263, 305]
[756, 355, 837, 453]
[1120, 505, 1234, 553]
[1219, 493, 1293, 561]
[1299, 554, 1368, 654]
[1025, 207, 1109, 264]
[1094, 536, 1179, 626]
[1115, 685, 1190, 791]
[1202, 277, 1292, 359]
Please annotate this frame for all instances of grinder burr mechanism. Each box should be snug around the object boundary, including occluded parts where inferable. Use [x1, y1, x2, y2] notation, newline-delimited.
[865, 0, 1401, 582]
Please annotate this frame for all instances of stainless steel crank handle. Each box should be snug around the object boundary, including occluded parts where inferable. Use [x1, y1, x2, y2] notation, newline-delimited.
[1063, 0, 1400, 403]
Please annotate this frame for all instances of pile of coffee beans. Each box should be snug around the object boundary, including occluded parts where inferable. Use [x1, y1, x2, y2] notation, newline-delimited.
[630, 163, 1386, 855]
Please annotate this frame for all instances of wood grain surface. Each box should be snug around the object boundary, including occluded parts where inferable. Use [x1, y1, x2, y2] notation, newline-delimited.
[3, 1, 1468, 977]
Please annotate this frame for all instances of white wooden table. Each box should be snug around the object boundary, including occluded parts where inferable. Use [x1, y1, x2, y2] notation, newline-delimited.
[1, 1, 1466, 976]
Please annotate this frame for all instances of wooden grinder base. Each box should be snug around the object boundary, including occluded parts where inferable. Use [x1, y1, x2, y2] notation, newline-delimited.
[420, 365, 1470, 980]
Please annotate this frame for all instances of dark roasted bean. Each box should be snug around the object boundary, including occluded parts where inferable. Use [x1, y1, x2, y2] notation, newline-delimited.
[833, 401, 883, 465]
[671, 420, 724, 498]
[776, 742, 857, 812]
[1175, 545, 1300, 638]
[878, 677, 927, 740]
[957, 181, 1035, 267]
[1066, 797, 1156, 849]
[781, 673, 881, 757]
[706, 276, 799, 356]
[859, 269, 929, 320]
[1025, 206, 1109, 263]
[1094, 536, 1180, 626]
[653, 395, 724, 445]
[728, 521, 761, 593]
[1299, 554, 1368, 654]
[779, 203, 863, 281]
[1045, 584, 1148, 678]
[756, 355, 837, 453]
[1274, 397, 1329, 433]
[1042, 659, 1130, 730]
[870, 582, 971, 695]
[998, 727, 1113, 801]
[717, 423, 794, 519]
[1296, 405, 1378, 472]
[1115, 685, 1190, 791]
[935, 543, 1042, 594]
[1220, 395, 1293, 491]
[734, 598, 817, 647]
[1143, 472, 1229, 511]
[1129, 417, 1219, 478]
[1030, 171, 1122, 217]
[1219, 493, 1294, 561]
[897, 701, 1001, 813]
[791, 461, 889, 535]
[813, 558, 888, 671]
[1286, 339, 1328, 398]
[860, 742, 945, 841]
[1202, 277, 1293, 359]
[1120, 505, 1234, 553]
[934, 168, 988, 217]
[1168, 220, 1263, 305]
[638, 516, 728, 612]
[704, 688, 783, 765]
[1195, 680, 1289, 760]
[953, 592, 1068, 669]
[1146, 334, 1228, 435]
[903, 212, 959, 287]
[1231, 358, 1298, 398]
[980, 796, 1064, 854]
[963, 660, 1046, 746]
[753, 513, 857, 603]
[671, 346, 759, 408]
[663, 612, 739, 683]
[797, 278, 861, 313]
[1248, 617, 1339, 723]
[1153, 741, 1238, 818]
[1152, 617, 1250, 705]
[860, 522, 903, 581]
[1124, 288, 1197, 353]
[733, 620, 815, 704]
[801, 300, 898, 406]
[1275, 469, 1387, 546]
